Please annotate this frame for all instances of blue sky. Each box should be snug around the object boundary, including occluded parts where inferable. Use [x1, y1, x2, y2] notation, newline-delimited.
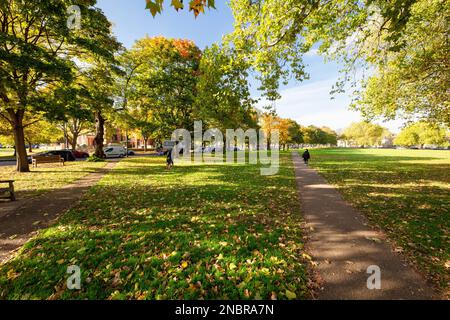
[96, 0, 403, 132]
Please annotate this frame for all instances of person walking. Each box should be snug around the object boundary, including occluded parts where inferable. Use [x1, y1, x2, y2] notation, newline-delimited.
[302, 149, 311, 165]
[166, 149, 174, 169]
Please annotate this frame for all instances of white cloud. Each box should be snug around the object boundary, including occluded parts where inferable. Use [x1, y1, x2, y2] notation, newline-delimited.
[304, 48, 319, 57]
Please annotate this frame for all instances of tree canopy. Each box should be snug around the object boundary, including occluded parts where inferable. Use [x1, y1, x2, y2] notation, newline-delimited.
[120, 37, 202, 141]
[145, 0, 215, 17]
[226, 0, 449, 124]
[394, 122, 449, 148]
[0, 0, 121, 171]
[355, 0, 449, 125]
[342, 122, 391, 147]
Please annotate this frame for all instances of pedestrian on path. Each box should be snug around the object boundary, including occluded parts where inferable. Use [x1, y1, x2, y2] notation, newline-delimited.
[166, 149, 174, 169]
[302, 149, 311, 165]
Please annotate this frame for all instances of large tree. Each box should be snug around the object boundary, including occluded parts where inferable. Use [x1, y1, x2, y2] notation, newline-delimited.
[86, 60, 123, 158]
[342, 121, 390, 147]
[394, 122, 448, 148]
[0, 0, 120, 171]
[226, 0, 448, 123]
[52, 84, 94, 150]
[195, 44, 257, 132]
[302, 125, 338, 145]
[355, 0, 449, 125]
[123, 36, 202, 139]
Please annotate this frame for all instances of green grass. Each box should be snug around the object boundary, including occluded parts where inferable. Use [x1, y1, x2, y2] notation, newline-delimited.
[0, 148, 15, 160]
[0, 161, 107, 200]
[309, 148, 450, 290]
[0, 149, 43, 160]
[0, 153, 309, 300]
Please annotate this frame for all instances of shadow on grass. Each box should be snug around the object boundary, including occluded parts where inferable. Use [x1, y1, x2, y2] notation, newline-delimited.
[310, 149, 449, 290]
[0, 155, 309, 300]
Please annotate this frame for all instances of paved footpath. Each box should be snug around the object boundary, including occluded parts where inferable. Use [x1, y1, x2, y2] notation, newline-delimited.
[0, 161, 118, 264]
[292, 152, 437, 300]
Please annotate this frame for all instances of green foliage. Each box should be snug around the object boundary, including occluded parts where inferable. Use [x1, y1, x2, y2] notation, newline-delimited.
[394, 122, 449, 148]
[0, 135, 14, 146]
[355, 0, 450, 125]
[302, 126, 337, 145]
[87, 155, 106, 163]
[0, 0, 122, 171]
[145, 0, 215, 17]
[195, 44, 257, 131]
[120, 37, 202, 141]
[226, 0, 448, 124]
[24, 118, 63, 146]
[286, 120, 303, 145]
[342, 122, 390, 147]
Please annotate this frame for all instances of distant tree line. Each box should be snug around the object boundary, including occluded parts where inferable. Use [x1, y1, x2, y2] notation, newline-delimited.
[339, 121, 449, 148]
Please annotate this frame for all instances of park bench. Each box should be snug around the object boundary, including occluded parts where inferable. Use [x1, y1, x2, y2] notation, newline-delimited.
[32, 155, 64, 168]
[0, 180, 15, 201]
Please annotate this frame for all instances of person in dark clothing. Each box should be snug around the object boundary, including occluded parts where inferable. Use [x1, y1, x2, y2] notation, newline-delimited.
[302, 149, 311, 165]
[166, 149, 174, 169]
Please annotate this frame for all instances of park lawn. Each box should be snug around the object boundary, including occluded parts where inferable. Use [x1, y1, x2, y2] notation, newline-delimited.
[0, 155, 14, 160]
[0, 153, 310, 300]
[0, 149, 14, 160]
[309, 148, 450, 290]
[0, 161, 107, 200]
[0, 149, 44, 160]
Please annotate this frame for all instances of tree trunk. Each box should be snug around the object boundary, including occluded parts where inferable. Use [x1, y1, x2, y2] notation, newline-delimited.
[9, 109, 30, 172]
[69, 118, 81, 151]
[61, 123, 69, 149]
[94, 111, 105, 158]
[26, 138, 32, 153]
[266, 138, 271, 151]
[143, 137, 148, 152]
[71, 133, 78, 151]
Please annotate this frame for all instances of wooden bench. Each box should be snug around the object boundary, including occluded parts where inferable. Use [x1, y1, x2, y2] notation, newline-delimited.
[32, 155, 64, 168]
[0, 180, 15, 201]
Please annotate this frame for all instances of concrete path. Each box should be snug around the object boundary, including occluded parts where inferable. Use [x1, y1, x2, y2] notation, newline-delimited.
[292, 152, 436, 300]
[0, 161, 118, 264]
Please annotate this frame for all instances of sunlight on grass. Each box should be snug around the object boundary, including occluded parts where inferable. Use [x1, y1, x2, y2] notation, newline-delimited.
[310, 148, 450, 290]
[0, 162, 107, 200]
[0, 153, 309, 300]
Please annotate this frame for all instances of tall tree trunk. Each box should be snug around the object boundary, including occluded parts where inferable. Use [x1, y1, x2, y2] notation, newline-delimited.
[94, 111, 105, 158]
[26, 138, 32, 153]
[143, 137, 148, 152]
[71, 133, 79, 151]
[61, 123, 69, 149]
[9, 109, 30, 172]
[69, 118, 80, 151]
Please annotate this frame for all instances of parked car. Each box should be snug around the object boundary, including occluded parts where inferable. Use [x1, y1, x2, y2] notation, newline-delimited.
[28, 150, 76, 163]
[72, 150, 90, 158]
[127, 150, 135, 156]
[103, 146, 126, 158]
